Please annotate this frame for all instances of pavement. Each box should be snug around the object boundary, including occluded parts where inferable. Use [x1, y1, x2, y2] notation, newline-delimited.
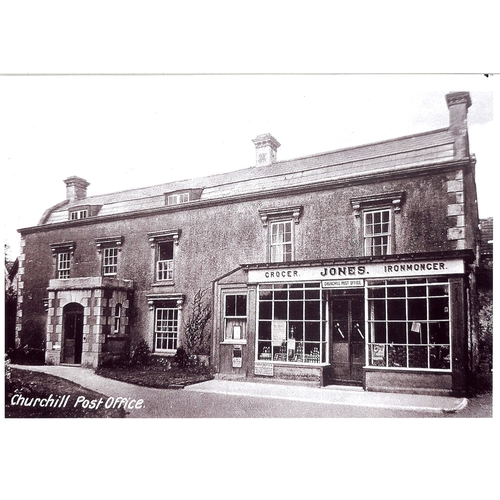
[9, 364, 470, 415]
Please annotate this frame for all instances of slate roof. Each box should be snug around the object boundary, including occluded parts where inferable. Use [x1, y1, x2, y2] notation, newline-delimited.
[41, 127, 461, 225]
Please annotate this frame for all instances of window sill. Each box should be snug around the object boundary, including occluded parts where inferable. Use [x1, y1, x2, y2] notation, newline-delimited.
[152, 350, 177, 356]
[151, 281, 175, 288]
[221, 339, 247, 345]
[256, 360, 329, 367]
[364, 366, 452, 373]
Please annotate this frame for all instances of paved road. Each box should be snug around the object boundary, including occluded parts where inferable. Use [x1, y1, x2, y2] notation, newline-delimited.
[10, 365, 492, 418]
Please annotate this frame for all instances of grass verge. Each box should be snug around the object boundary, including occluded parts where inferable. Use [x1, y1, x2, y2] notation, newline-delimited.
[5, 368, 126, 418]
[96, 365, 214, 389]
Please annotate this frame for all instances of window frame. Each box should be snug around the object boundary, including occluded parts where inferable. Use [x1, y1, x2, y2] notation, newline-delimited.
[167, 192, 190, 205]
[366, 278, 452, 371]
[50, 242, 76, 280]
[256, 282, 328, 364]
[222, 292, 248, 343]
[258, 205, 302, 264]
[269, 219, 293, 263]
[102, 246, 119, 276]
[154, 306, 179, 353]
[148, 230, 180, 285]
[113, 303, 122, 334]
[57, 251, 71, 279]
[95, 236, 123, 277]
[70, 209, 88, 220]
[156, 240, 174, 282]
[363, 208, 392, 256]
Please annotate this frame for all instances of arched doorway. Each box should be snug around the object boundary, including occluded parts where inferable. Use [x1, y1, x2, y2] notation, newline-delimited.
[63, 303, 84, 364]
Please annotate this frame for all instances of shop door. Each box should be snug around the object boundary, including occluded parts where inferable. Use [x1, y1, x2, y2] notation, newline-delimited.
[63, 304, 84, 364]
[329, 293, 365, 385]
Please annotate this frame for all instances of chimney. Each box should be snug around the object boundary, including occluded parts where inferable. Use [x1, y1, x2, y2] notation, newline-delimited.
[64, 176, 89, 201]
[445, 91, 472, 158]
[252, 133, 280, 167]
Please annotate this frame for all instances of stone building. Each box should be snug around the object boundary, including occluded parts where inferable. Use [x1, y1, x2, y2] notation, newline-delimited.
[16, 91, 481, 395]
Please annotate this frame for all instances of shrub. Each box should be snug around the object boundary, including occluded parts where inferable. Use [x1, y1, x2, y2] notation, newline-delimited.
[130, 339, 151, 367]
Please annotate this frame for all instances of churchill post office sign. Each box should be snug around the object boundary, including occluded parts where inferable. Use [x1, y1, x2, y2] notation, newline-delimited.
[248, 258, 465, 284]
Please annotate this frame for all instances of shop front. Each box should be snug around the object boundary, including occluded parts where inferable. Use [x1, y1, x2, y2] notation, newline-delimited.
[214, 250, 473, 396]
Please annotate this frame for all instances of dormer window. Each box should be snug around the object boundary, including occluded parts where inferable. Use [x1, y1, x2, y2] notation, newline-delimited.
[68, 204, 102, 220]
[167, 193, 190, 205]
[70, 209, 88, 220]
[164, 189, 203, 206]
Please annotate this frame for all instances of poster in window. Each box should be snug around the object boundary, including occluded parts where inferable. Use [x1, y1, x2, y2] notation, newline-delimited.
[411, 322, 421, 333]
[372, 344, 385, 361]
[233, 325, 241, 339]
[272, 320, 287, 346]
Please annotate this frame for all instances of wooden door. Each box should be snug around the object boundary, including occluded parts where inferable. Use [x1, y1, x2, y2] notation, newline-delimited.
[329, 293, 365, 385]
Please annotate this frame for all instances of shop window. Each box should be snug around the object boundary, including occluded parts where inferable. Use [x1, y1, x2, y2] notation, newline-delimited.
[257, 283, 327, 363]
[148, 230, 180, 284]
[223, 294, 247, 341]
[367, 278, 450, 370]
[258, 205, 302, 263]
[364, 209, 391, 256]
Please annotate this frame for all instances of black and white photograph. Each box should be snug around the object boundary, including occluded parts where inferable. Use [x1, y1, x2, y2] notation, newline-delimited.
[3, 76, 494, 420]
[1, 3, 498, 499]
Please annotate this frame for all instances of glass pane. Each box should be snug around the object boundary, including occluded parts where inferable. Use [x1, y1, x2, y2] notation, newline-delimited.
[368, 287, 385, 299]
[159, 241, 173, 260]
[388, 322, 406, 344]
[258, 321, 272, 340]
[408, 322, 428, 344]
[305, 322, 320, 342]
[429, 297, 449, 320]
[305, 300, 320, 320]
[370, 344, 386, 366]
[370, 300, 386, 321]
[289, 322, 303, 341]
[408, 298, 427, 320]
[408, 346, 428, 368]
[289, 301, 303, 320]
[429, 322, 449, 344]
[273, 301, 287, 320]
[387, 299, 406, 320]
[236, 295, 247, 316]
[369, 321, 386, 343]
[225, 295, 236, 316]
[429, 346, 450, 369]
[259, 301, 272, 319]
[388, 345, 407, 368]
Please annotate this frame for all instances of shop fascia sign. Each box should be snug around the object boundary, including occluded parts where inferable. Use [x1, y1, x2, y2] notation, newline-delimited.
[248, 258, 465, 284]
